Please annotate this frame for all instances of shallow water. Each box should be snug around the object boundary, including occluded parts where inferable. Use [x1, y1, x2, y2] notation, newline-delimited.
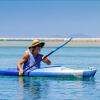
[0, 46, 100, 100]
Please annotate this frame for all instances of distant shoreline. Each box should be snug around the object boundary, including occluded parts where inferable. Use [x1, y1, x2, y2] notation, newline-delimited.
[1, 38, 100, 41]
[0, 38, 100, 47]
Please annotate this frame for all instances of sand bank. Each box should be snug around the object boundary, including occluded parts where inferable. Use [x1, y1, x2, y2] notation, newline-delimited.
[0, 38, 100, 47]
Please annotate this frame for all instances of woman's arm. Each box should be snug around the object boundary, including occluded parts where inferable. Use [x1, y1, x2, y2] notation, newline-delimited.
[17, 52, 29, 75]
[42, 55, 51, 65]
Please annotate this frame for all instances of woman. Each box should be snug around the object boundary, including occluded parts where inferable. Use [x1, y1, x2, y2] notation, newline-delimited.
[17, 40, 51, 76]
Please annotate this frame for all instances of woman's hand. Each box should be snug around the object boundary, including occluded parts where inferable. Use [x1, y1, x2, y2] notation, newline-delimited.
[19, 69, 24, 76]
[42, 55, 51, 65]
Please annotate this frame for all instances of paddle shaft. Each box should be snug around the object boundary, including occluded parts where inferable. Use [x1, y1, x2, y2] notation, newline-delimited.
[44, 38, 72, 58]
[24, 38, 72, 72]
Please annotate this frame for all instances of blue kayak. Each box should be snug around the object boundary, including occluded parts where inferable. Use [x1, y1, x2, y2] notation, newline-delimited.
[0, 66, 97, 78]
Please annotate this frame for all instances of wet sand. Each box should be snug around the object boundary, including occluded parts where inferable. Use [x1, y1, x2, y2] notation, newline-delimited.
[0, 38, 100, 47]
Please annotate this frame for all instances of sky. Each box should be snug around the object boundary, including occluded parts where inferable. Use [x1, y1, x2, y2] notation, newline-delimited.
[0, 0, 100, 38]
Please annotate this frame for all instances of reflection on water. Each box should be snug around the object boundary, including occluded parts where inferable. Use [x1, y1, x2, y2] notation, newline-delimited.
[17, 77, 96, 100]
[0, 76, 97, 100]
[18, 77, 50, 100]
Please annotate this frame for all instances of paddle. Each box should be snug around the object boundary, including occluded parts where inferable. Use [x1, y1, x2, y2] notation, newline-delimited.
[24, 38, 72, 73]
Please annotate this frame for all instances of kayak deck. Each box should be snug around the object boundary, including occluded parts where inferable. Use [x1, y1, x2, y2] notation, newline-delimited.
[0, 66, 97, 78]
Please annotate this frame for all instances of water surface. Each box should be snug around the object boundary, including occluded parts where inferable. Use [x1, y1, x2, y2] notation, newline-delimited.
[0, 46, 100, 100]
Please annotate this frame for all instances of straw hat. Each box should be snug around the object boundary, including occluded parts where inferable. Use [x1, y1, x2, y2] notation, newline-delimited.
[29, 40, 45, 49]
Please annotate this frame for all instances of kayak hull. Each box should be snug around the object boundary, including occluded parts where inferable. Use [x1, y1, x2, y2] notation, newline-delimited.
[0, 66, 97, 78]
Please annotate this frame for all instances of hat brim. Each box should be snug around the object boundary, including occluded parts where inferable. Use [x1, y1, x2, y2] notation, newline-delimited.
[29, 42, 45, 49]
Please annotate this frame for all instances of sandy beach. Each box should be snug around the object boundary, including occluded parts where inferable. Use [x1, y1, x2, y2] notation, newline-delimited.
[0, 38, 100, 47]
